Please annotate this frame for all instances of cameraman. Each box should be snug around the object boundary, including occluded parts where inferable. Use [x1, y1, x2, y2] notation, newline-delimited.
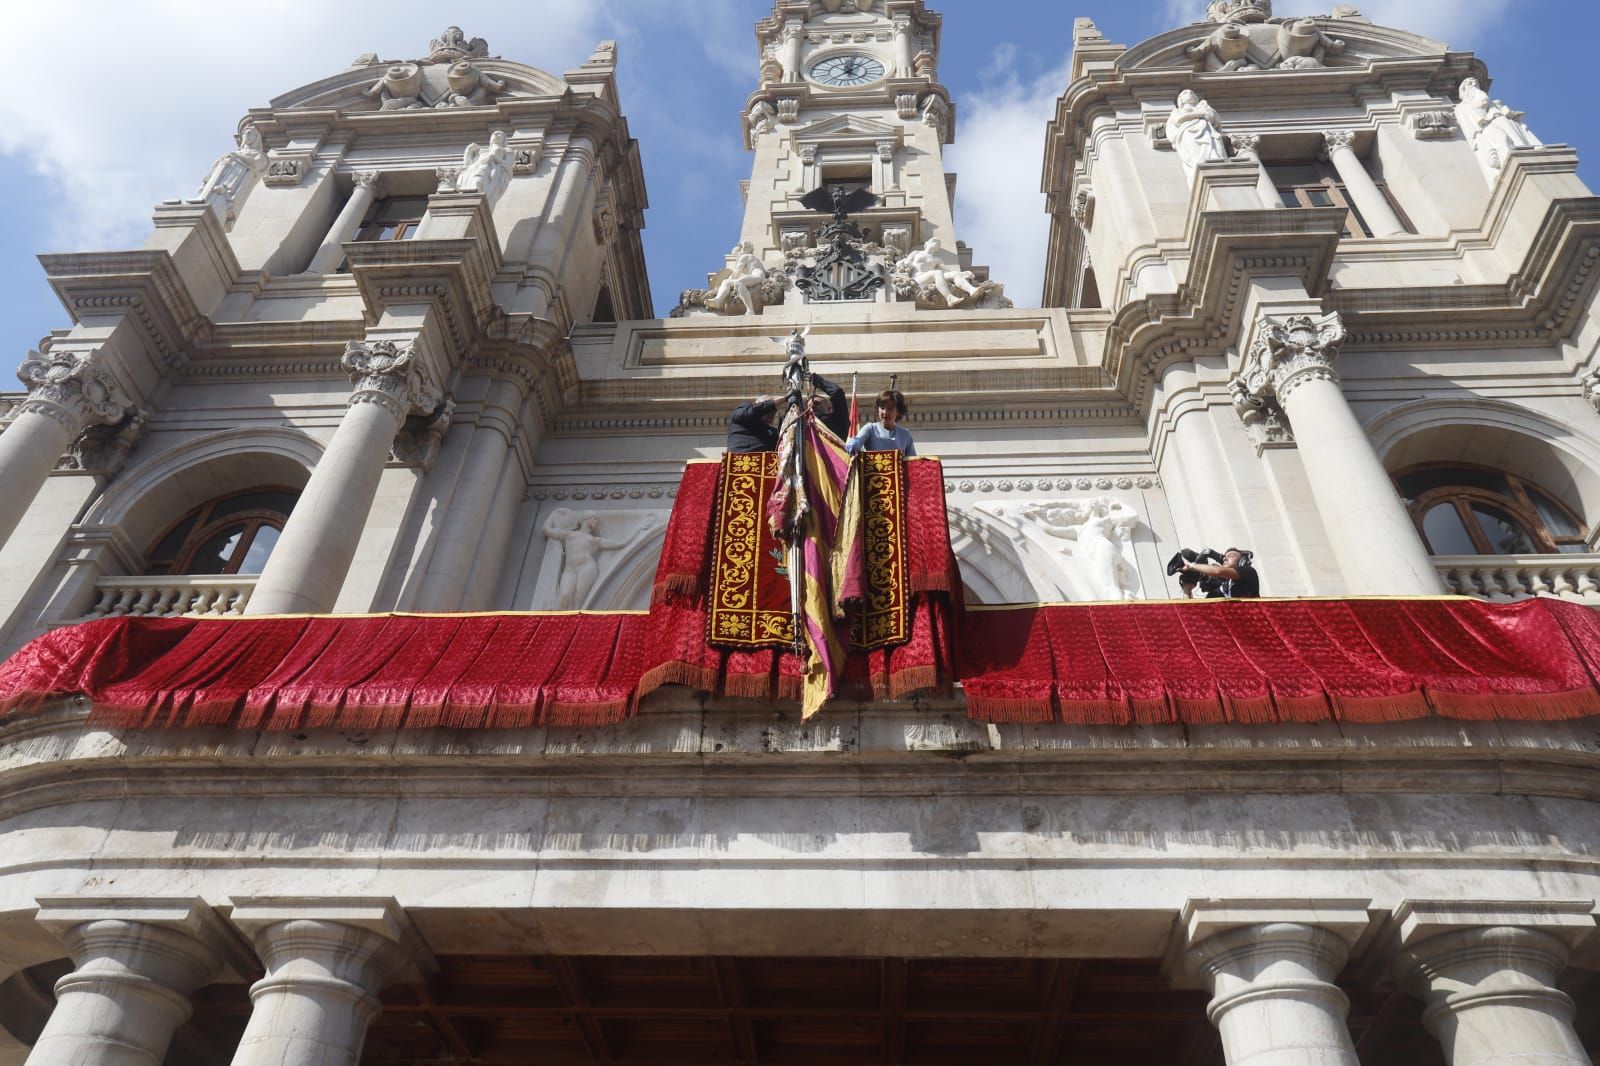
[1177, 548, 1260, 599]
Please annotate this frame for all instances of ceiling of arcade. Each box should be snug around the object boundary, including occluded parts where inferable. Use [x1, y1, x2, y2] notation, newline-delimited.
[13, 952, 1571, 1065]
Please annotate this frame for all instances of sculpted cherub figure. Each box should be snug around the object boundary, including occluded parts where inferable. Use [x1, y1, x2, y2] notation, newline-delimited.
[437, 60, 506, 108]
[900, 238, 981, 307]
[707, 242, 768, 315]
[457, 131, 513, 205]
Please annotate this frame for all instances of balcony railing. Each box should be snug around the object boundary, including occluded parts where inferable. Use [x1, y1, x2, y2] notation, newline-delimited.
[84, 576, 259, 619]
[1434, 554, 1600, 604]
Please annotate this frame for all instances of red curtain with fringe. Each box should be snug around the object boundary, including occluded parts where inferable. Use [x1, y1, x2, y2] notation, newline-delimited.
[639, 456, 960, 705]
[957, 598, 1600, 725]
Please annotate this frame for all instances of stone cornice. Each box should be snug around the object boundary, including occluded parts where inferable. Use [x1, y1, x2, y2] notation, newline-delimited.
[344, 237, 498, 365]
[1334, 197, 1600, 350]
[37, 251, 207, 375]
[1103, 207, 1344, 416]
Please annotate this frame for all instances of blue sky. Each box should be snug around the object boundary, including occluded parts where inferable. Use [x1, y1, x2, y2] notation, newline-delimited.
[0, 0, 1593, 366]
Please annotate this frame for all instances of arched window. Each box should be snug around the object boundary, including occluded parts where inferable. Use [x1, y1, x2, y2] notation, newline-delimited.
[1393, 465, 1589, 556]
[144, 488, 299, 576]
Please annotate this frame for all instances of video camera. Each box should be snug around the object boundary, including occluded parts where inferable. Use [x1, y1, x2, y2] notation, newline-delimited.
[1167, 547, 1226, 595]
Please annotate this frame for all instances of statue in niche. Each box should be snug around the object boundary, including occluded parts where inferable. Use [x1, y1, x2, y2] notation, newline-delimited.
[1272, 18, 1345, 69]
[437, 61, 506, 108]
[748, 99, 778, 147]
[1166, 90, 1229, 177]
[457, 131, 513, 205]
[542, 510, 657, 610]
[707, 242, 769, 315]
[362, 63, 426, 110]
[191, 124, 268, 227]
[896, 238, 981, 307]
[1019, 498, 1142, 602]
[1187, 23, 1259, 72]
[1455, 77, 1542, 174]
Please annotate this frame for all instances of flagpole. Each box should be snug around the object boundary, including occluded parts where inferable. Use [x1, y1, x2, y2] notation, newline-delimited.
[780, 328, 810, 657]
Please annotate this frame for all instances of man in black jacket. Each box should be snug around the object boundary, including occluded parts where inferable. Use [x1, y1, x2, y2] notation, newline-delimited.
[727, 395, 782, 452]
[809, 373, 850, 440]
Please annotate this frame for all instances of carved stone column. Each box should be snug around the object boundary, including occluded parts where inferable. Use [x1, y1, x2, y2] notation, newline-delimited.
[27, 899, 240, 1066]
[1230, 312, 1442, 594]
[305, 170, 384, 275]
[1322, 131, 1407, 237]
[1228, 132, 1283, 210]
[227, 899, 424, 1066]
[246, 338, 441, 615]
[1179, 900, 1372, 1066]
[0, 348, 134, 551]
[1392, 901, 1595, 1066]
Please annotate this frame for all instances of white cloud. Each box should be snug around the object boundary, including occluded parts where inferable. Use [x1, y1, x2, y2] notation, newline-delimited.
[945, 57, 1070, 309]
[1278, 0, 1513, 46]
[0, 2, 611, 251]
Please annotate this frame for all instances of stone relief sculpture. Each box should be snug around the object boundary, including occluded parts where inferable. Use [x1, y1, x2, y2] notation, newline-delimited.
[920, 95, 950, 140]
[1187, 23, 1259, 72]
[1455, 77, 1542, 177]
[1166, 90, 1229, 179]
[895, 239, 979, 307]
[436, 61, 505, 108]
[748, 99, 778, 147]
[1207, 0, 1272, 23]
[428, 26, 490, 63]
[706, 242, 769, 315]
[890, 238, 1011, 311]
[191, 124, 268, 227]
[363, 63, 426, 110]
[455, 131, 513, 206]
[542, 510, 658, 611]
[673, 242, 788, 317]
[1018, 499, 1142, 602]
[1272, 19, 1345, 69]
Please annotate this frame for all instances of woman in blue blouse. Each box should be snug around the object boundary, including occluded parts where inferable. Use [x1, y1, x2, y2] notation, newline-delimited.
[847, 390, 915, 456]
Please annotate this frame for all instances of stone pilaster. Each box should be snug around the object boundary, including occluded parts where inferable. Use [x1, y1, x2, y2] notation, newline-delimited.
[1230, 311, 1441, 594]
[1178, 899, 1372, 1066]
[1392, 901, 1596, 1066]
[0, 348, 135, 550]
[227, 898, 428, 1066]
[27, 898, 244, 1066]
[1322, 130, 1407, 237]
[245, 337, 442, 615]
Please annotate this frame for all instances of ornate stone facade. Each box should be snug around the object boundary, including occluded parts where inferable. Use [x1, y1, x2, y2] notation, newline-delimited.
[0, 2, 1599, 1061]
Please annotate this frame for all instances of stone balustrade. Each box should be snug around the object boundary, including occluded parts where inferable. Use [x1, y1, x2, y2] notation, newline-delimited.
[84, 575, 259, 619]
[1434, 553, 1600, 603]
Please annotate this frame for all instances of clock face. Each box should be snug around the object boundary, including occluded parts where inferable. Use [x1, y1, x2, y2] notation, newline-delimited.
[809, 54, 886, 88]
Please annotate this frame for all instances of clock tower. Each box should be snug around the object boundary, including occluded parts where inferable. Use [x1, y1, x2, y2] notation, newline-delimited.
[673, 0, 1008, 315]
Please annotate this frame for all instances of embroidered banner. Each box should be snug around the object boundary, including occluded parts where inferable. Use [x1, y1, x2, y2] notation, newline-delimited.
[707, 451, 795, 648]
[853, 450, 911, 650]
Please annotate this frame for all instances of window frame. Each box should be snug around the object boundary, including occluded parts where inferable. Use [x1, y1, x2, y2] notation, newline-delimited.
[1394, 463, 1589, 556]
[1268, 160, 1414, 240]
[144, 487, 299, 577]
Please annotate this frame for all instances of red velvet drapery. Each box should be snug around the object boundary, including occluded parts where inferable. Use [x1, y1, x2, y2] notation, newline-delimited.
[4, 598, 1600, 730]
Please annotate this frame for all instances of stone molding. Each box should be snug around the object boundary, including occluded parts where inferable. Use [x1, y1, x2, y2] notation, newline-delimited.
[35, 896, 257, 984]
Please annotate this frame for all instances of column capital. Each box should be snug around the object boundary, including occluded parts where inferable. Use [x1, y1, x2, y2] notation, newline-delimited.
[35, 896, 256, 981]
[1392, 900, 1597, 951]
[1229, 131, 1263, 160]
[16, 346, 134, 433]
[1233, 310, 1347, 407]
[341, 338, 442, 422]
[227, 896, 432, 981]
[1322, 128, 1359, 154]
[1181, 898, 1376, 948]
[350, 168, 385, 195]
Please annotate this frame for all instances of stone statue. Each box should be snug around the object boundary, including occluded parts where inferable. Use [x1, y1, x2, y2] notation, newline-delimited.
[898, 238, 981, 307]
[748, 100, 778, 147]
[362, 63, 426, 111]
[1272, 18, 1345, 69]
[1207, 0, 1272, 23]
[191, 124, 268, 227]
[428, 26, 490, 63]
[542, 509, 657, 610]
[1456, 77, 1542, 175]
[457, 131, 513, 205]
[436, 61, 506, 108]
[1166, 90, 1229, 178]
[707, 242, 769, 315]
[1187, 23, 1258, 72]
[1020, 498, 1142, 602]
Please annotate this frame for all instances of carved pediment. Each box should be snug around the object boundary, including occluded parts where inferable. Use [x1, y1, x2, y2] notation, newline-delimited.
[271, 55, 565, 112]
[1121, 14, 1450, 74]
[791, 113, 903, 141]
